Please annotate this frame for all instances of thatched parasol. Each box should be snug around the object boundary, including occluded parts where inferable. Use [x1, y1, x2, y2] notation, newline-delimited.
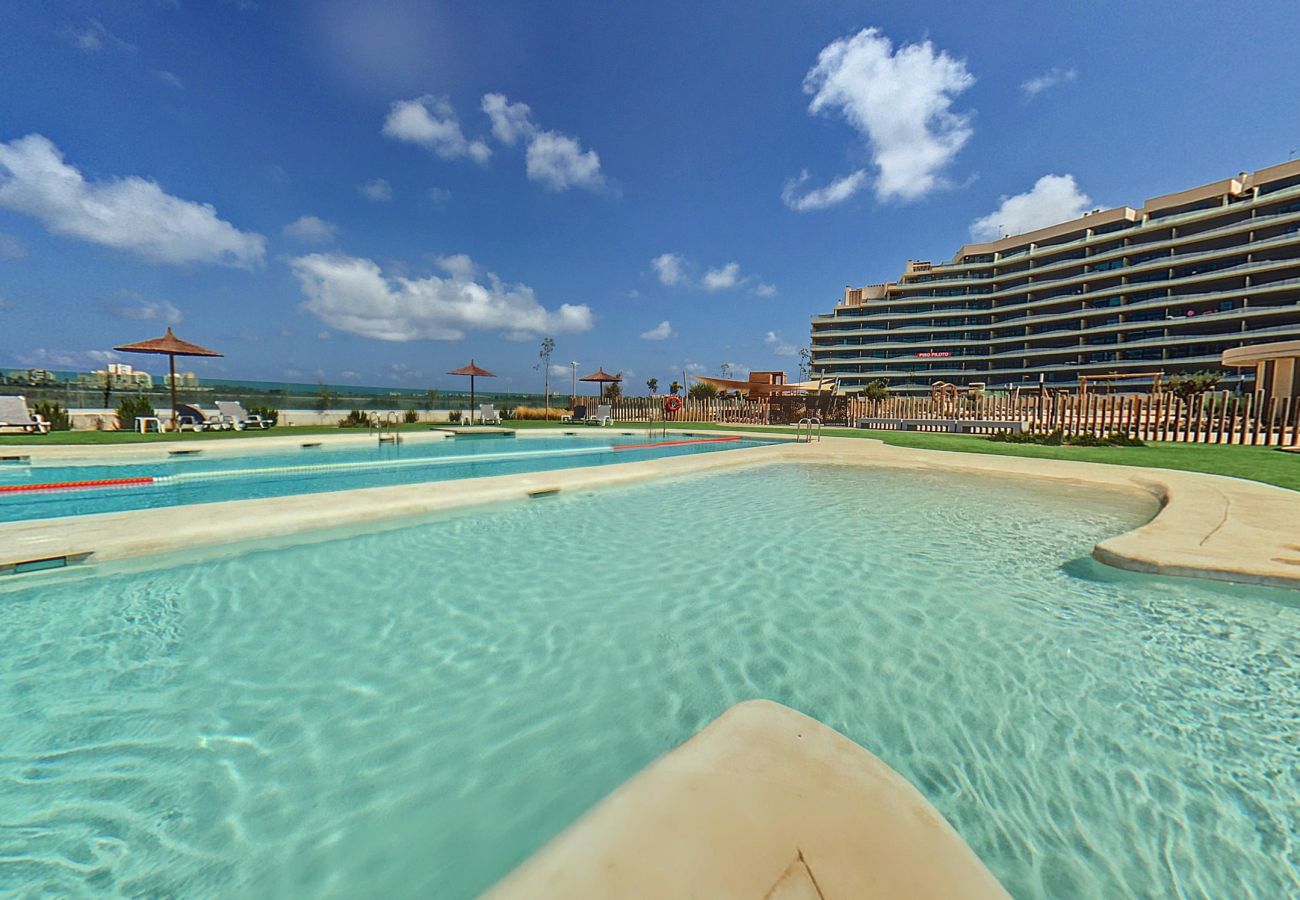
[579, 367, 621, 400]
[113, 327, 223, 430]
[448, 359, 496, 422]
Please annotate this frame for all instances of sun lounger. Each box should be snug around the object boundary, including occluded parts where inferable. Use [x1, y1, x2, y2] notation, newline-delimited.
[562, 404, 588, 423]
[479, 404, 503, 424]
[215, 400, 271, 430]
[0, 395, 51, 434]
[176, 403, 228, 431]
[586, 404, 613, 426]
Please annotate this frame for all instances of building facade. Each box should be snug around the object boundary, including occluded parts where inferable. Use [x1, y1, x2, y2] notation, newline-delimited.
[812, 160, 1300, 394]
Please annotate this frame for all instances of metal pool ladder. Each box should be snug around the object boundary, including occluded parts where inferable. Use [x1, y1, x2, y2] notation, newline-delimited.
[795, 417, 822, 443]
[374, 413, 403, 444]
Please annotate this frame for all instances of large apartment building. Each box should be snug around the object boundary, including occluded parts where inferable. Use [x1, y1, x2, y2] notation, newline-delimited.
[811, 160, 1300, 394]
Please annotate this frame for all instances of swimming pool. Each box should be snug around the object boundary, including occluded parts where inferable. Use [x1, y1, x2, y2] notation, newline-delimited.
[1, 465, 1296, 897]
[0, 433, 773, 522]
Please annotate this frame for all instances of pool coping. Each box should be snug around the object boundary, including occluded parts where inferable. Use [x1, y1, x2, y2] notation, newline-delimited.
[1, 430, 1297, 590]
[486, 700, 1010, 900]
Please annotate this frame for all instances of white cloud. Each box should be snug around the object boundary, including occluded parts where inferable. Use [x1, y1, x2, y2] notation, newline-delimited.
[59, 19, 133, 53]
[764, 331, 799, 357]
[482, 93, 535, 145]
[781, 168, 869, 212]
[0, 296, 9, 309]
[1021, 67, 1077, 99]
[526, 132, 605, 193]
[969, 174, 1092, 241]
[359, 178, 393, 201]
[289, 251, 594, 342]
[382, 95, 491, 163]
[99, 294, 183, 325]
[796, 27, 974, 204]
[0, 134, 265, 267]
[283, 215, 338, 244]
[754, 282, 778, 297]
[652, 253, 759, 291]
[155, 70, 184, 89]
[0, 232, 25, 259]
[481, 92, 608, 193]
[548, 363, 573, 377]
[428, 186, 452, 207]
[701, 262, 741, 291]
[19, 347, 120, 369]
[652, 252, 688, 286]
[640, 320, 675, 340]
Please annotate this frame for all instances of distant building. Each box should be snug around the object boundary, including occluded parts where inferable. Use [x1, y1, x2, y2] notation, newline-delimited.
[162, 371, 200, 388]
[77, 363, 154, 390]
[812, 159, 1300, 394]
[6, 368, 59, 385]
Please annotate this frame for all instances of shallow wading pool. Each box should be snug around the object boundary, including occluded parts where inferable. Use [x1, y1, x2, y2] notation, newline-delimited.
[1, 464, 1297, 897]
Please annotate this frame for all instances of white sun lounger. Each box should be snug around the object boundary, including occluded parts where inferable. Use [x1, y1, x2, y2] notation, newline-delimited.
[215, 400, 271, 430]
[479, 404, 503, 424]
[0, 395, 51, 434]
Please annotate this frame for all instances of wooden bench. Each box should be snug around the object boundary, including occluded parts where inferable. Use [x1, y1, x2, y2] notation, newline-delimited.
[856, 417, 1025, 434]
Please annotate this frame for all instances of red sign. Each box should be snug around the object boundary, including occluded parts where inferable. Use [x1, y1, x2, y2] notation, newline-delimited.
[916, 351, 952, 358]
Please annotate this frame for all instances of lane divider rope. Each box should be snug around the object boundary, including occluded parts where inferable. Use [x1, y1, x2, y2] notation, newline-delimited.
[0, 476, 155, 494]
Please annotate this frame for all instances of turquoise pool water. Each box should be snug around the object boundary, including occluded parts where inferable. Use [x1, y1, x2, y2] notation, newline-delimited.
[1, 465, 1296, 897]
[0, 434, 769, 522]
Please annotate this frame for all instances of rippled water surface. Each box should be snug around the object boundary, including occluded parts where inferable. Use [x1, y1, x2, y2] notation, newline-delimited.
[1, 464, 1297, 898]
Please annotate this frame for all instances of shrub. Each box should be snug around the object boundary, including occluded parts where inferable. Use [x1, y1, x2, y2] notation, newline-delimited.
[248, 405, 280, 427]
[404, 408, 419, 424]
[448, 410, 462, 424]
[862, 379, 889, 402]
[988, 428, 1144, 448]
[687, 382, 718, 400]
[512, 405, 567, 420]
[1166, 371, 1223, 400]
[338, 409, 373, 428]
[32, 400, 71, 431]
[115, 396, 155, 430]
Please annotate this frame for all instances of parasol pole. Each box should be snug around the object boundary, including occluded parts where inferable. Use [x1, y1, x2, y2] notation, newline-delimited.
[168, 352, 178, 431]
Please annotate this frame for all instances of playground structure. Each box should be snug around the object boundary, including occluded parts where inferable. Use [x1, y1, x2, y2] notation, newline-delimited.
[929, 381, 986, 414]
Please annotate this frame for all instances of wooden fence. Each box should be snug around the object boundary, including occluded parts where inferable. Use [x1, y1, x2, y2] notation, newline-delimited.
[596, 392, 1300, 446]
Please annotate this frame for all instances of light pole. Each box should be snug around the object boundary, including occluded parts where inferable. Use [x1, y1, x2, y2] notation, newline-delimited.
[570, 361, 578, 407]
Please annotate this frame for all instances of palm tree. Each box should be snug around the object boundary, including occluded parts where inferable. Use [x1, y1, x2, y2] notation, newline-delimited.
[536, 337, 555, 419]
[646, 377, 659, 395]
[669, 380, 681, 396]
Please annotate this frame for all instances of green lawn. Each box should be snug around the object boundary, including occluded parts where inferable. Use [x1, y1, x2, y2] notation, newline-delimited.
[6, 419, 1296, 493]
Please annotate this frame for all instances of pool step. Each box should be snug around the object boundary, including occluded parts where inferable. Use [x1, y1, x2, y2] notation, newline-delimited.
[0, 551, 93, 577]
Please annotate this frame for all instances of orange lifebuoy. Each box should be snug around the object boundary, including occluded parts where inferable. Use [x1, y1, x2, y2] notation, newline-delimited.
[662, 395, 682, 413]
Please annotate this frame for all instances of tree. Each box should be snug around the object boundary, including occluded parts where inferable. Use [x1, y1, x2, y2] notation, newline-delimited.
[422, 389, 439, 412]
[606, 380, 623, 401]
[688, 382, 718, 400]
[797, 347, 813, 381]
[1166, 371, 1223, 400]
[314, 381, 336, 413]
[719, 362, 733, 379]
[536, 337, 555, 419]
[669, 380, 682, 396]
[646, 377, 659, 396]
[863, 379, 889, 401]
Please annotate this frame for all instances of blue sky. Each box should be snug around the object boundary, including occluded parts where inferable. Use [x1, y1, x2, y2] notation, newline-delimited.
[2, 1, 1299, 393]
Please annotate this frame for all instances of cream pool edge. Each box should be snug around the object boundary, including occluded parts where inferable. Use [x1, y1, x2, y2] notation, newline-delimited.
[486, 699, 1011, 900]
[1, 430, 1297, 589]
